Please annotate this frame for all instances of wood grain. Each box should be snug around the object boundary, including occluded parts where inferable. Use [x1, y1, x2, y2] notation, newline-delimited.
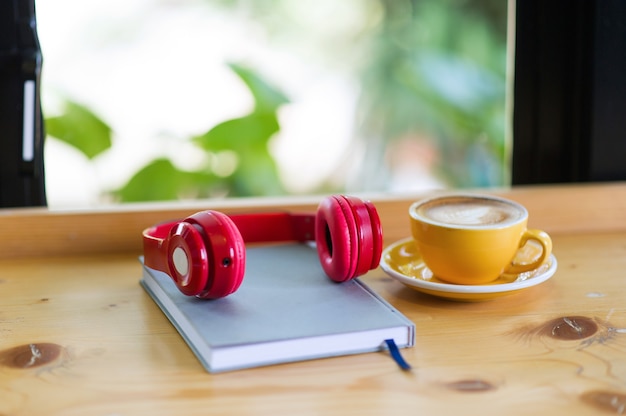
[1, 183, 626, 415]
[1, 182, 626, 259]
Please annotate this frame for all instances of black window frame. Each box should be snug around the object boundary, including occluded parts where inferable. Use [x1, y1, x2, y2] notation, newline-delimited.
[512, 0, 626, 184]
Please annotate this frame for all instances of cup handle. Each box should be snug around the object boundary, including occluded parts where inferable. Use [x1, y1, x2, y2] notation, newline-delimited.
[506, 229, 553, 275]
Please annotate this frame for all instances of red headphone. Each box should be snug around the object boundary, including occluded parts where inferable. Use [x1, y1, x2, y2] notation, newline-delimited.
[142, 195, 383, 299]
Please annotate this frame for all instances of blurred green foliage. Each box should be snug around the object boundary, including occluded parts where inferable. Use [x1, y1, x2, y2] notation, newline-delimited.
[45, 0, 508, 202]
[45, 101, 112, 160]
[47, 63, 289, 202]
[354, 0, 508, 189]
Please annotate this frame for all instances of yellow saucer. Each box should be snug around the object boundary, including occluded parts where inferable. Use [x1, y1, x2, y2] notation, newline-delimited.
[380, 238, 557, 302]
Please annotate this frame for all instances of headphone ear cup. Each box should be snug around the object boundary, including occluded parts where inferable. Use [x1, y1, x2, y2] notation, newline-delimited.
[186, 210, 246, 299]
[315, 195, 383, 282]
[164, 221, 210, 296]
[342, 196, 383, 275]
[361, 199, 383, 270]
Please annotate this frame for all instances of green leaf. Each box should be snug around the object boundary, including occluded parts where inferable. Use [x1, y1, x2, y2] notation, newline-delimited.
[112, 158, 217, 202]
[193, 113, 280, 151]
[45, 101, 112, 159]
[231, 151, 285, 196]
[228, 63, 289, 113]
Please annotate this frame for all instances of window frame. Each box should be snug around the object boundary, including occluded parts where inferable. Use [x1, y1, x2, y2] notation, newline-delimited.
[512, 0, 626, 184]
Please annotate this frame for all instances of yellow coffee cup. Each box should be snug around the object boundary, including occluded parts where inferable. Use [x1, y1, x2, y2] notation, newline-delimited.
[409, 194, 552, 285]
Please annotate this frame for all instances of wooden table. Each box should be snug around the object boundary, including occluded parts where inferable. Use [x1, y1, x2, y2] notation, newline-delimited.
[2, 183, 626, 415]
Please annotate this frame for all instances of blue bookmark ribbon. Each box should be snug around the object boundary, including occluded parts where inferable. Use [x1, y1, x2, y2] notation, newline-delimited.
[384, 339, 412, 371]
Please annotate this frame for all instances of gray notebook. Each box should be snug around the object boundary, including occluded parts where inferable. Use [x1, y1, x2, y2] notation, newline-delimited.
[140, 243, 414, 373]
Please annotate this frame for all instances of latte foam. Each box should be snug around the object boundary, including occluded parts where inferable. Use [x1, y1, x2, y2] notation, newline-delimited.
[416, 196, 523, 227]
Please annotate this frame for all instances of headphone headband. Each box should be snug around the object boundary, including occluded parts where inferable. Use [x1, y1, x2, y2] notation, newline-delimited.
[142, 196, 382, 299]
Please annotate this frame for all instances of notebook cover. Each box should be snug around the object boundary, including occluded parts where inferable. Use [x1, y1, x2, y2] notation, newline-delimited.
[140, 243, 415, 373]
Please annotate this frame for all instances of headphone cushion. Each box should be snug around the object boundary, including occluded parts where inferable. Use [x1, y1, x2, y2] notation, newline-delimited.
[315, 195, 382, 282]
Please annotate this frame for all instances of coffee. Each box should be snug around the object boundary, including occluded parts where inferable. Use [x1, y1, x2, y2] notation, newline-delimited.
[417, 196, 523, 227]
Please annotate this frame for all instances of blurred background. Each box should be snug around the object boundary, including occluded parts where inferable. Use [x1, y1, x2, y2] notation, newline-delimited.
[38, 0, 509, 207]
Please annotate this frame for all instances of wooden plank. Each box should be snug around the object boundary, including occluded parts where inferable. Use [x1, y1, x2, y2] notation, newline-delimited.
[1, 182, 625, 259]
[0, 233, 625, 414]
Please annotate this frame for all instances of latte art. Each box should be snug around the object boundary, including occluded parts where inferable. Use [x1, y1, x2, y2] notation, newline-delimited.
[418, 197, 523, 227]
